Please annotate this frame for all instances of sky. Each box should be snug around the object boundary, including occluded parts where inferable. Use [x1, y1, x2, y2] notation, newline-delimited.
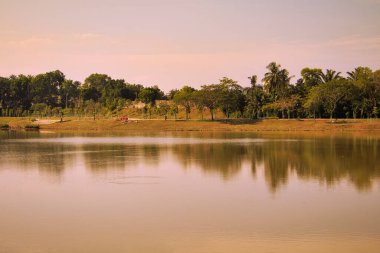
[1, 0, 379, 91]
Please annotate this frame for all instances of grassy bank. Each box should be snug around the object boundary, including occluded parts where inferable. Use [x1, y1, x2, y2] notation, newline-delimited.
[2, 117, 380, 133]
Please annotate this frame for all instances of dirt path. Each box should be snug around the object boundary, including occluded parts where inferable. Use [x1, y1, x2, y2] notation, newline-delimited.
[35, 119, 61, 125]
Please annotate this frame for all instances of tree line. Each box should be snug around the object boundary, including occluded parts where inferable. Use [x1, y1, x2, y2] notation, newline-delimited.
[0, 62, 379, 120]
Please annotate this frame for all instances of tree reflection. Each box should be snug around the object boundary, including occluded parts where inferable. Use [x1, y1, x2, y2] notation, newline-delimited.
[81, 144, 162, 173]
[0, 142, 72, 181]
[171, 137, 380, 192]
[82, 145, 134, 173]
[172, 144, 246, 180]
[288, 137, 380, 191]
[0, 135, 379, 191]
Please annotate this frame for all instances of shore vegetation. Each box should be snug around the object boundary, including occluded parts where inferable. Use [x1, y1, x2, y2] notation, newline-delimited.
[1, 63, 379, 124]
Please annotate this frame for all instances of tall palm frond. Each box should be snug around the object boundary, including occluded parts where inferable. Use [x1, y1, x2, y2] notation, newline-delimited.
[248, 75, 257, 87]
[321, 69, 341, 83]
[347, 67, 373, 81]
[262, 62, 292, 98]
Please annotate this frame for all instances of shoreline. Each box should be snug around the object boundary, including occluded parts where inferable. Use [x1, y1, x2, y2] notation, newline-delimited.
[1, 117, 380, 134]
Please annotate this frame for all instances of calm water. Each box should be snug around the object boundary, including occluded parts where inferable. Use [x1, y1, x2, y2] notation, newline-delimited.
[0, 131, 379, 253]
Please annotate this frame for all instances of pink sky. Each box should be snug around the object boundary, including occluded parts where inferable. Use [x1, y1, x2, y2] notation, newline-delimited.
[1, 0, 380, 91]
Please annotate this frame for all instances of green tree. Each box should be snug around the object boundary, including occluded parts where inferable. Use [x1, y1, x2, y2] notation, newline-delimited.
[218, 77, 245, 118]
[31, 103, 49, 117]
[31, 70, 65, 106]
[8, 75, 32, 115]
[124, 84, 143, 101]
[315, 79, 352, 120]
[305, 86, 324, 119]
[347, 67, 372, 81]
[170, 103, 179, 120]
[321, 69, 341, 83]
[244, 75, 265, 119]
[301, 68, 323, 88]
[138, 86, 164, 106]
[373, 70, 380, 118]
[347, 67, 378, 117]
[197, 84, 222, 121]
[167, 89, 179, 100]
[84, 74, 111, 94]
[192, 90, 205, 120]
[157, 101, 170, 120]
[173, 86, 195, 120]
[262, 62, 293, 100]
[61, 80, 80, 108]
[138, 86, 164, 119]
[0, 77, 11, 116]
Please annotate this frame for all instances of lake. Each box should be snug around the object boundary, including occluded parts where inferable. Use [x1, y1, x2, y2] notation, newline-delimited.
[0, 131, 379, 253]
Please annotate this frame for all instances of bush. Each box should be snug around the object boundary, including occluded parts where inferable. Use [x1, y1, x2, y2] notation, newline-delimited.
[24, 124, 40, 130]
[0, 124, 10, 129]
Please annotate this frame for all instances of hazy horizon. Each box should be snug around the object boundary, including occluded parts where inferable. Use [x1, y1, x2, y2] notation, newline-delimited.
[1, 0, 380, 90]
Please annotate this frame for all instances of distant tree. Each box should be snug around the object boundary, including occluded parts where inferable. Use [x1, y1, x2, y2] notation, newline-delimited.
[218, 77, 245, 118]
[304, 86, 324, 119]
[0, 77, 10, 116]
[157, 101, 170, 120]
[83, 73, 114, 104]
[173, 86, 195, 120]
[315, 79, 352, 120]
[61, 80, 80, 108]
[346, 84, 363, 119]
[170, 103, 179, 120]
[3, 66, 379, 120]
[84, 73, 112, 94]
[105, 98, 127, 113]
[191, 90, 205, 120]
[31, 70, 65, 106]
[82, 86, 101, 102]
[294, 78, 306, 93]
[167, 89, 179, 100]
[244, 75, 265, 119]
[373, 70, 380, 118]
[301, 68, 323, 87]
[138, 86, 164, 106]
[321, 69, 341, 83]
[84, 100, 101, 120]
[347, 67, 379, 117]
[262, 62, 293, 100]
[124, 84, 143, 100]
[248, 75, 257, 86]
[197, 84, 222, 121]
[31, 103, 49, 117]
[7, 75, 33, 116]
[347, 67, 372, 81]
[283, 95, 301, 118]
[138, 86, 164, 119]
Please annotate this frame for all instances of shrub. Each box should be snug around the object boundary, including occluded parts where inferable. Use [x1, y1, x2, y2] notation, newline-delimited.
[24, 124, 40, 130]
[0, 124, 10, 129]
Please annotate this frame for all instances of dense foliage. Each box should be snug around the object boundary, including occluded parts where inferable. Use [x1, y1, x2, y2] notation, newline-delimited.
[1, 63, 379, 120]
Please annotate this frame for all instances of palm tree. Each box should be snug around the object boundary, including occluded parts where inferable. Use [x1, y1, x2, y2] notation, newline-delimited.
[347, 67, 373, 81]
[262, 62, 292, 99]
[321, 69, 341, 83]
[248, 75, 257, 87]
[347, 70, 358, 81]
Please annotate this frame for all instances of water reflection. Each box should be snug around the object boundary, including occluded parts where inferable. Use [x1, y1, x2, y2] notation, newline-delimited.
[81, 144, 162, 173]
[172, 144, 246, 180]
[172, 137, 380, 192]
[0, 140, 74, 182]
[0, 134, 379, 191]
